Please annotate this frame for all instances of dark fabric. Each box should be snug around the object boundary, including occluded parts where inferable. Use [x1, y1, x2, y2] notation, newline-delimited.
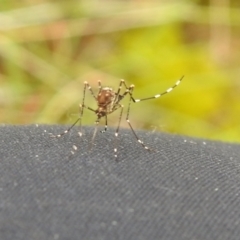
[1, 124, 240, 240]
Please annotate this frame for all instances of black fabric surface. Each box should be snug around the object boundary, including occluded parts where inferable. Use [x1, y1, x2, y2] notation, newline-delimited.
[1, 124, 240, 240]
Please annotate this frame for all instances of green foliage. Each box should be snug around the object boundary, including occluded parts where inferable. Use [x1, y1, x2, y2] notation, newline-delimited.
[0, 0, 240, 143]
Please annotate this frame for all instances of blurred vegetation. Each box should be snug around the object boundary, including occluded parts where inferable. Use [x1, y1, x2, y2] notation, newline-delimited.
[0, 0, 240, 143]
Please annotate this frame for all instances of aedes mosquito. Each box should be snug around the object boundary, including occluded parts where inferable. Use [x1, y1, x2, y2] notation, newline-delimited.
[50, 76, 184, 158]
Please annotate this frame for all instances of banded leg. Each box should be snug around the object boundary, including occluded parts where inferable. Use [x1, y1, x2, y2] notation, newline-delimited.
[49, 81, 96, 138]
[49, 117, 81, 138]
[132, 76, 184, 102]
[98, 80, 102, 93]
[113, 82, 132, 106]
[89, 118, 100, 151]
[121, 76, 184, 103]
[114, 79, 126, 104]
[100, 116, 108, 133]
[77, 104, 95, 137]
[49, 81, 88, 138]
[114, 104, 124, 158]
[70, 104, 96, 155]
[125, 85, 151, 152]
[84, 81, 97, 100]
[76, 81, 97, 142]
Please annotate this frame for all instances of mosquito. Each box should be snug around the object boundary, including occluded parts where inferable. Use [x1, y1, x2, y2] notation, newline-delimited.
[50, 76, 184, 158]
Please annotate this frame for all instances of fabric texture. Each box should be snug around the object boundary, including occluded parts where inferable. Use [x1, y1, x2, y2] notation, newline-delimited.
[0, 124, 240, 240]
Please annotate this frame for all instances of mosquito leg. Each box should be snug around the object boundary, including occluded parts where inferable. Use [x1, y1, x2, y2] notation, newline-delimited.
[77, 104, 95, 137]
[113, 83, 132, 106]
[49, 117, 81, 138]
[49, 82, 88, 138]
[119, 80, 138, 103]
[49, 104, 93, 138]
[49, 79, 97, 139]
[71, 104, 95, 154]
[132, 76, 184, 102]
[80, 104, 95, 112]
[84, 81, 97, 100]
[98, 80, 102, 93]
[127, 119, 151, 151]
[125, 86, 151, 151]
[89, 118, 100, 151]
[114, 104, 124, 158]
[100, 116, 108, 133]
[114, 79, 125, 103]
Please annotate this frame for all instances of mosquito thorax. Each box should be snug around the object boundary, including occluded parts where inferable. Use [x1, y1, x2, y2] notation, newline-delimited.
[97, 88, 115, 105]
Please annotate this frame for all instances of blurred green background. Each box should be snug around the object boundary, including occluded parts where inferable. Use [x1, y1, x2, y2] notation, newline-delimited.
[0, 0, 240, 143]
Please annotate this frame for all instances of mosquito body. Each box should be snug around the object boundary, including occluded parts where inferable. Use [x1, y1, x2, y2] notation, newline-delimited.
[50, 76, 184, 158]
